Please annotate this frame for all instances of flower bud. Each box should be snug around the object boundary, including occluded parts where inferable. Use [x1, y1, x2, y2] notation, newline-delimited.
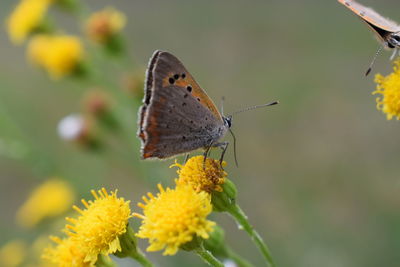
[211, 178, 237, 212]
[203, 225, 227, 257]
[85, 7, 126, 54]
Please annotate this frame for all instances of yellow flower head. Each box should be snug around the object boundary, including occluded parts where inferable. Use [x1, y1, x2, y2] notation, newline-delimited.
[374, 58, 400, 120]
[134, 184, 215, 256]
[172, 156, 227, 193]
[6, 0, 51, 44]
[27, 34, 84, 79]
[0, 240, 27, 267]
[16, 178, 75, 229]
[42, 236, 92, 267]
[65, 188, 132, 264]
[85, 7, 126, 43]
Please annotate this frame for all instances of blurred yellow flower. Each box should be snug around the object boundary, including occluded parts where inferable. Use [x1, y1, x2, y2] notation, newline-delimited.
[374, 58, 400, 120]
[134, 184, 215, 255]
[65, 188, 132, 264]
[27, 34, 84, 79]
[6, 0, 51, 44]
[172, 156, 227, 193]
[16, 178, 75, 229]
[0, 240, 27, 267]
[85, 7, 126, 43]
[42, 236, 92, 267]
[30, 236, 54, 267]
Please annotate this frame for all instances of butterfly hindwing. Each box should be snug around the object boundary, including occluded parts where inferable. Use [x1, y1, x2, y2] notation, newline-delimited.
[138, 51, 227, 159]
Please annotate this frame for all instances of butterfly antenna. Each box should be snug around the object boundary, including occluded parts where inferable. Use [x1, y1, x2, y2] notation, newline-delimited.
[230, 101, 279, 117]
[366, 44, 384, 76]
[220, 96, 225, 117]
[228, 128, 239, 167]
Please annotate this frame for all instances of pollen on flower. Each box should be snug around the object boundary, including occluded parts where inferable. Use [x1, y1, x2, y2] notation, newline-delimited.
[16, 178, 75, 229]
[6, 0, 51, 44]
[172, 156, 227, 193]
[42, 236, 92, 267]
[64, 188, 132, 264]
[27, 34, 84, 79]
[133, 184, 215, 256]
[373, 58, 400, 120]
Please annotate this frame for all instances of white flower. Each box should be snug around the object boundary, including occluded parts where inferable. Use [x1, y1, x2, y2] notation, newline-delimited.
[57, 114, 85, 141]
[223, 259, 237, 267]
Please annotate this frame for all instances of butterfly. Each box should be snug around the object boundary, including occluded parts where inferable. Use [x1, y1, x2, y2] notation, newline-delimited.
[137, 50, 234, 162]
[338, 0, 400, 75]
[138, 50, 277, 163]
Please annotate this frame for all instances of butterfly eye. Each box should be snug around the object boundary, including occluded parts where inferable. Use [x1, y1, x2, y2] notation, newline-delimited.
[224, 117, 232, 128]
[393, 35, 400, 42]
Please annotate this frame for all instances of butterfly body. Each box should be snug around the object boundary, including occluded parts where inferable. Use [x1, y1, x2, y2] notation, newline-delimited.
[138, 50, 229, 159]
[338, 0, 400, 49]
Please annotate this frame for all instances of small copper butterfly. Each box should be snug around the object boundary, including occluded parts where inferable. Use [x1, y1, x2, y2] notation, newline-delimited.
[137, 50, 277, 162]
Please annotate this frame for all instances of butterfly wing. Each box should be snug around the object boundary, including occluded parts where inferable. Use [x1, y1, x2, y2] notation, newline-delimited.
[138, 50, 227, 159]
[338, 0, 400, 42]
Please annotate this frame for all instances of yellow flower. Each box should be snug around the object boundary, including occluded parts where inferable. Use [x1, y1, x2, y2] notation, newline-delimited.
[27, 34, 84, 79]
[0, 240, 27, 267]
[85, 7, 126, 43]
[16, 178, 75, 229]
[134, 184, 215, 255]
[6, 0, 51, 44]
[65, 188, 132, 264]
[172, 156, 227, 193]
[373, 58, 400, 120]
[42, 236, 92, 267]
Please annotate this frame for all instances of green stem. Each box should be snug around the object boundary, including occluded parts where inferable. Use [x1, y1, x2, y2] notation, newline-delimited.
[127, 248, 154, 267]
[225, 246, 254, 267]
[228, 204, 276, 267]
[195, 244, 224, 267]
[96, 254, 116, 267]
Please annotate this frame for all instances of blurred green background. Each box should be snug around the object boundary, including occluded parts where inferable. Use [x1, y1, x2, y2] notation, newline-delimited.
[1, 0, 400, 266]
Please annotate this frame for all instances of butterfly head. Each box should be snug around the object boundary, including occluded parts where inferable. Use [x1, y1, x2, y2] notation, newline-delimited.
[387, 33, 400, 48]
[223, 116, 232, 129]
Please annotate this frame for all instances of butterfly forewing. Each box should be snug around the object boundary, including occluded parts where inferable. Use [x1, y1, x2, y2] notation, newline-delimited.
[338, 0, 400, 42]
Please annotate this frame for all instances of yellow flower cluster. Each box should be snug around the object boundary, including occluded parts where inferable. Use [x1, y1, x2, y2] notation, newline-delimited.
[85, 7, 126, 43]
[16, 178, 75, 229]
[172, 155, 227, 193]
[28, 34, 84, 79]
[43, 188, 132, 265]
[6, 0, 52, 44]
[134, 156, 227, 255]
[134, 184, 215, 255]
[374, 58, 400, 120]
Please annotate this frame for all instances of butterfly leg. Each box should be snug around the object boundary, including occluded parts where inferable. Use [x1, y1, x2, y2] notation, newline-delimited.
[203, 140, 214, 169]
[390, 48, 398, 61]
[211, 142, 229, 167]
[184, 153, 190, 163]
